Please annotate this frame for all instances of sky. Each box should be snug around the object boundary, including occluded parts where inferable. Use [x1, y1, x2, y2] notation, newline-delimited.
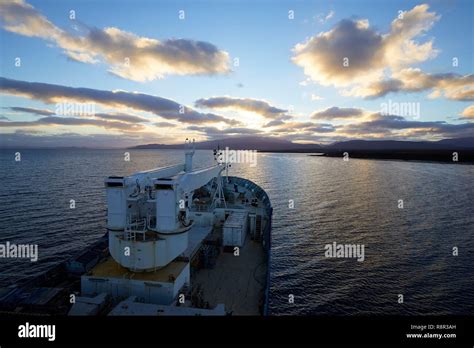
[0, 0, 473, 148]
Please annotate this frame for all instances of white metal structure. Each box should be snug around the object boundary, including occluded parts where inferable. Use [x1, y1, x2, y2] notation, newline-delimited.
[223, 211, 248, 247]
[105, 139, 227, 271]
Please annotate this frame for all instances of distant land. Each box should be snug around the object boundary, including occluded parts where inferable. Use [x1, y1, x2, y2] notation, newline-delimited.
[131, 136, 474, 163]
[130, 136, 321, 151]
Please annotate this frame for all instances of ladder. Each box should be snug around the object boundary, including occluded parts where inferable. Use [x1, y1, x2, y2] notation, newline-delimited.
[125, 216, 147, 241]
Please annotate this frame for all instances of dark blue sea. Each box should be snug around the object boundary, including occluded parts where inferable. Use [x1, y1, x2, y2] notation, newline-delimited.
[0, 149, 473, 315]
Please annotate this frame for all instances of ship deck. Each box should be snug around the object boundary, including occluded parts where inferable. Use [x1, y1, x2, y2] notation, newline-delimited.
[192, 231, 267, 315]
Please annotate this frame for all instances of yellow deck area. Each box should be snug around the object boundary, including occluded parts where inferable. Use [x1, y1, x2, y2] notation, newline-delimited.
[90, 257, 188, 283]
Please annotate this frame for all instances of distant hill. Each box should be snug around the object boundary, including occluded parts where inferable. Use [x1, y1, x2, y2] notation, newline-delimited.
[321, 137, 474, 162]
[131, 136, 474, 162]
[131, 136, 474, 152]
[326, 137, 474, 151]
[131, 136, 323, 151]
[435, 137, 474, 148]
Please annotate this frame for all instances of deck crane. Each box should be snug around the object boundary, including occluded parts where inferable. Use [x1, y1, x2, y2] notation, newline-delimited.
[104, 140, 227, 271]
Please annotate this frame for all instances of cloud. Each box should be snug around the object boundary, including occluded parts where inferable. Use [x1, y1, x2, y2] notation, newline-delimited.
[311, 94, 323, 101]
[271, 106, 474, 140]
[269, 121, 314, 132]
[0, 77, 238, 125]
[292, 4, 457, 98]
[263, 119, 286, 127]
[345, 79, 404, 99]
[0, 130, 173, 148]
[347, 69, 474, 100]
[0, 0, 61, 39]
[94, 112, 149, 123]
[0, 116, 144, 131]
[187, 125, 261, 137]
[383, 4, 440, 67]
[4, 107, 153, 124]
[311, 106, 363, 120]
[460, 105, 474, 120]
[268, 121, 337, 134]
[4, 106, 56, 116]
[195, 96, 290, 119]
[154, 121, 177, 127]
[315, 10, 335, 24]
[395, 69, 474, 101]
[293, 18, 385, 87]
[307, 124, 337, 133]
[339, 113, 474, 138]
[325, 10, 335, 21]
[0, 0, 230, 82]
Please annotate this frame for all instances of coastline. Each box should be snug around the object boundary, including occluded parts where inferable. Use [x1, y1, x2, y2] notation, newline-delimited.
[258, 149, 474, 163]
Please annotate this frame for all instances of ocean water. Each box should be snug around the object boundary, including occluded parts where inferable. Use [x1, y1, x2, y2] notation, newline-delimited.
[0, 149, 473, 315]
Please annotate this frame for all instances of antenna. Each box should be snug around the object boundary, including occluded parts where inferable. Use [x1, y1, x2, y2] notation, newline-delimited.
[184, 137, 195, 172]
